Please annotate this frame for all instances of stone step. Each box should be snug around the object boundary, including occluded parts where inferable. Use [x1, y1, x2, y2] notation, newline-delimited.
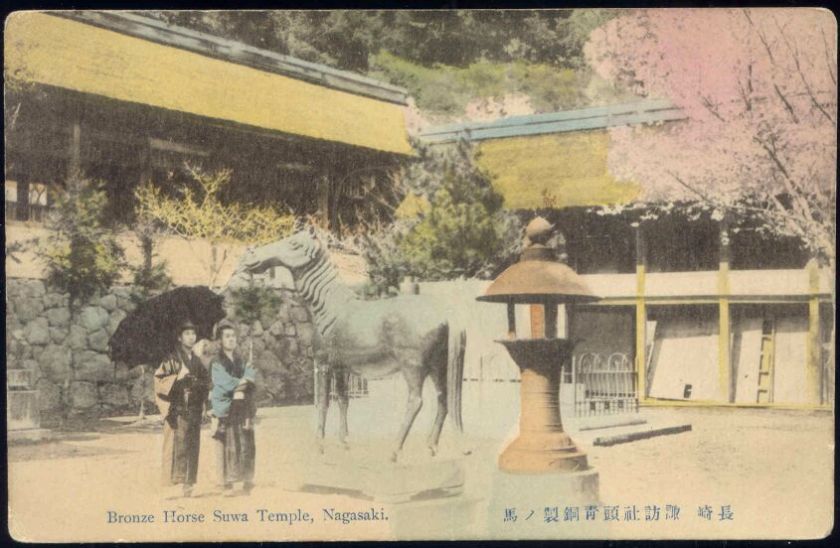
[591, 424, 692, 447]
[573, 416, 648, 432]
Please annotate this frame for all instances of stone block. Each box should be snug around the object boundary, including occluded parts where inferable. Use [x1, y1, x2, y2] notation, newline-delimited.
[297, 322, 316, 346]
[255, 350, 282, 372]
[251, 321, 264, 337]
[45, 306, 71, 327]
[35, 378, 62, 411]
[8, 389, 41, 430]
[49, 327, 67, 343]
[73, 350, 113, 382]
[99, 293, 118, 311]
[16, 298, 45, 325]
[69, 381, 98, 409]
[250, 337, 266, 356]
[113, 362, 131, 382]
[79, 306, 109, 331]
[22, 358, 39, 372]
[44, 292, 69, 309]
[88, 328, 110, 352]
[38, 344, 73, 377]
[24, 317, 50, 345]
[286, 338, 300, 357]
[99, 382, 130, 407]
[269, 321, 285, 337]
[276, 303, 291, 323]
[6, 310, 21, 331]
[291, 306, 310, 323]
[7, 338, 24, 359]
[25, 280, 46, 298]
[67, 324, 88, 350]
[116, 295, 136, 313]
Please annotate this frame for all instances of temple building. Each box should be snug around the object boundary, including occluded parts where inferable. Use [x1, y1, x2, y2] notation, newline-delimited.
[420, 101, 834, 410]
[5, 11, 413, 284]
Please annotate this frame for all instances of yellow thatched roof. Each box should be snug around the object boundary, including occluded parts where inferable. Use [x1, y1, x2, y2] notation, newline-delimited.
[476, 131, 641, 210]
[419, 101, 686, 210]
[5, 12, 413, 155]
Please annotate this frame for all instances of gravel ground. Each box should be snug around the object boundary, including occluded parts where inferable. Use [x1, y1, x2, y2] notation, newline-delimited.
[8, 404, 834, 541]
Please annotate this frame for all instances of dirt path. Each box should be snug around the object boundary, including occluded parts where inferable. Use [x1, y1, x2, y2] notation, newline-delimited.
[7, 406, 833, 541]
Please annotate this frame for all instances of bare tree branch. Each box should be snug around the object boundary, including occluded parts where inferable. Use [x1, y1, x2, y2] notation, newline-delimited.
[821, 26, 837, 86]
[774, 15, 835, 124]
[700, 96, 726, 121]
[773, 83, 799, 122]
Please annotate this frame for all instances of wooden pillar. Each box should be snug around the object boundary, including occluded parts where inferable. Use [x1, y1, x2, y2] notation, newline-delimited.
[317, 171, 331, 230]
[718, 221, 732, 403]
[806, 259, 822, 405]
[544, 304, 558, 339]
[506, 302, 516, 339]
[68, 120, 81, 178]
[634, 226, 647, 401]
[139, 139, 152, 186]
[530, 304, 545, 338]
[15, 172, 30, 222]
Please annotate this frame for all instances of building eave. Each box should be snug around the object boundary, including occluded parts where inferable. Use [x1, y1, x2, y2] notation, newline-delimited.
[58, 10, 409, 106]
[419, 99, 686, 143]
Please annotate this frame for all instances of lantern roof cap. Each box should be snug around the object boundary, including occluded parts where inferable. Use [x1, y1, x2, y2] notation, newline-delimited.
[478, 216, 599, 304]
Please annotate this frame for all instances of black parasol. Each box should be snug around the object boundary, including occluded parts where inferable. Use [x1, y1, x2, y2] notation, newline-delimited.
[108, 286, 226, 367]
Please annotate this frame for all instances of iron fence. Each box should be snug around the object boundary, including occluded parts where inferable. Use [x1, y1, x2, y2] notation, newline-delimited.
[566, 352, 638, 416]
[328, 372, 369, 399]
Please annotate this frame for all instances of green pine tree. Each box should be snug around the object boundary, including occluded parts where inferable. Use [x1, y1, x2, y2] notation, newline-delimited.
[38, 173, 125, 313]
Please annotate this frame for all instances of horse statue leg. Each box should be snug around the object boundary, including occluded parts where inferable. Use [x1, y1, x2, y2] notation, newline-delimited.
[426, 334, 449, 457]
[391, 367, 424, 463]
[335, 367, 350, 450]
[426, 365, 448, 457]
[315, 360, 330, 455]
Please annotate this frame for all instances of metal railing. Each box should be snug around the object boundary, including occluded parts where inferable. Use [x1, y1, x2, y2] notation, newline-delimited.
[5, 201, 50, 223]
[567, 352, 638, 416]
[328, 373, 369, 399]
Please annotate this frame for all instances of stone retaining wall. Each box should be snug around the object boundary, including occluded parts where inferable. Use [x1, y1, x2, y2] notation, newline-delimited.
[5, 279, 316, 423]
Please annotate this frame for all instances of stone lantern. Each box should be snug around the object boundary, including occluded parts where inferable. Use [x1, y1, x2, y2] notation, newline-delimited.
[478, 217, 600, 475]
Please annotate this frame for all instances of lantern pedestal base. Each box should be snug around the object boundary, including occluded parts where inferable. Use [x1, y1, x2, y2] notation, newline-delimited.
[498, 431, 589, 473]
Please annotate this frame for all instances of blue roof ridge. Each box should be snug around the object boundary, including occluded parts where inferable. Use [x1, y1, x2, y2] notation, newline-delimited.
[420, 99, 686, 142]
[421, 99, 680, 136]
[55, 10, 409, 105]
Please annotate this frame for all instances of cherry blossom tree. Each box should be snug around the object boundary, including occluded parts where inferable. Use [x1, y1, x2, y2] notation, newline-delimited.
[586, 8, 836, 266]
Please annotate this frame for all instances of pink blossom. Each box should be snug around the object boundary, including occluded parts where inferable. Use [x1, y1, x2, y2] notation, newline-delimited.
[586, 8, 837, 261]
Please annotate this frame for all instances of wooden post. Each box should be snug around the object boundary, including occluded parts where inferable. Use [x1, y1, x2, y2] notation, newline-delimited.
[718, 221, 732, 403]
[530, 304, 545, 338]
[506, 302, 516, 339]
[806, 259, 822, 405]
[317, 172, 331, 230]
[68, 120, 81, 178]
[15, 173, 30, 222]
[544, 304, 558, 339]
[634, 226, 647, 401]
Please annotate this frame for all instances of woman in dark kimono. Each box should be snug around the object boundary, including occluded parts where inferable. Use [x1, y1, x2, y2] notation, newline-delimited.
[209, 321, 256, 495]
[154, 320, 210, 498]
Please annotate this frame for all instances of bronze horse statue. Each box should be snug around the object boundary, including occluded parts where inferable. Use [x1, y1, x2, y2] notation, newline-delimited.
[230, 229, 465, 462]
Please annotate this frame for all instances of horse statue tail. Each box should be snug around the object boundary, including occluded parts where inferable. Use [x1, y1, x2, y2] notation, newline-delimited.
[447, 325, 467, 432]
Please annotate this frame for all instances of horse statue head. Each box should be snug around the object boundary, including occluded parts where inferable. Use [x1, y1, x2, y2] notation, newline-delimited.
[231, 227, 325, 285]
